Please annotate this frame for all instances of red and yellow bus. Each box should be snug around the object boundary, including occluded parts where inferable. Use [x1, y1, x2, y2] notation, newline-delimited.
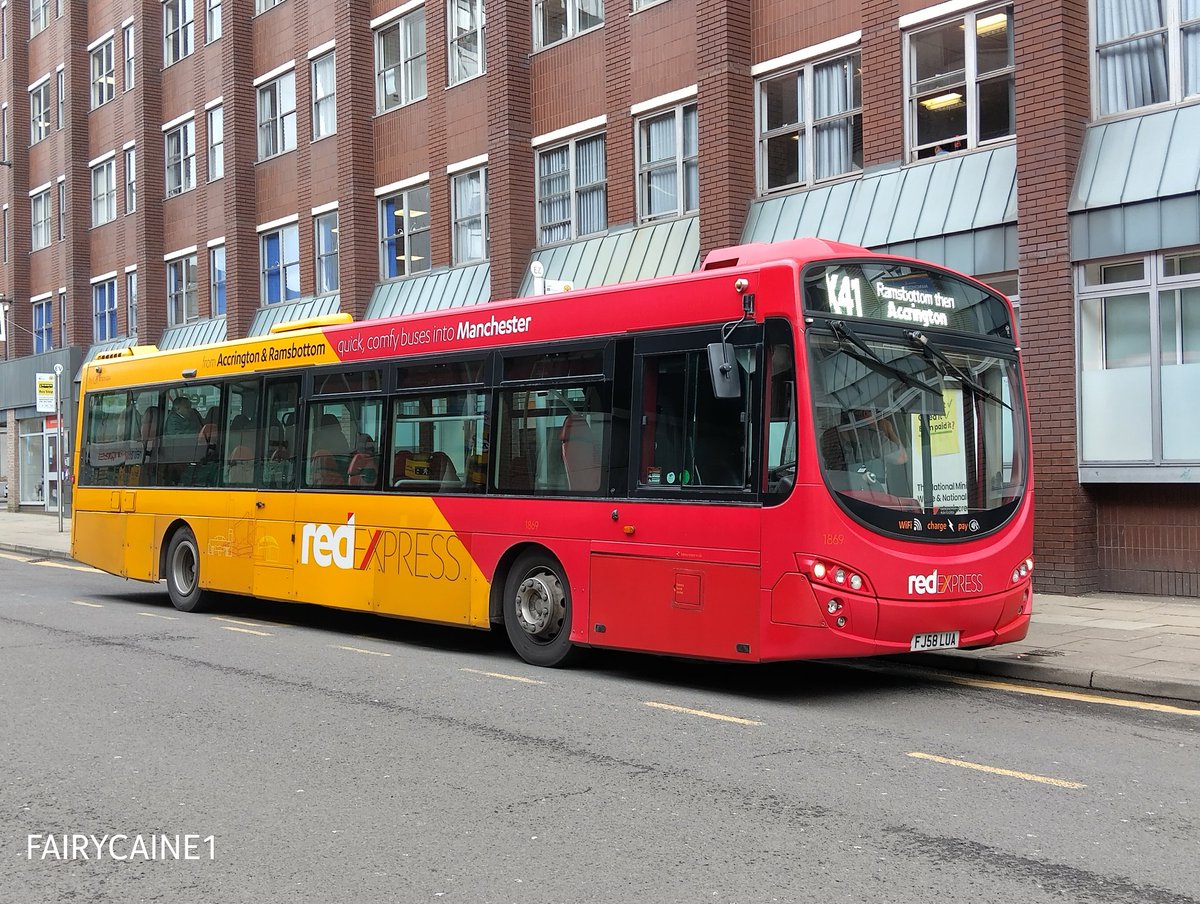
[73, 238, 1033, 667]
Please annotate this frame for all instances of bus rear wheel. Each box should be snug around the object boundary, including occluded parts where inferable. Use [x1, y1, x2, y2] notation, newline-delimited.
[503, 552, 576, 668]
[165, 527, 210, 613]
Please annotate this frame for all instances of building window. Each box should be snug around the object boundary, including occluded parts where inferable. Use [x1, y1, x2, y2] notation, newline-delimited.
[311, 52, 336, 139]
[315, 211, 339, 293]
[126, 270, 138, 336]
[30, 80, 50, 145]
[57, 181, 65, 239]
[452, 167, 487, 264]
[167, 254, 198, 325]
[59, 288, 66, 346]
[261, 223, 300, 305]
[533, 0, 602, 50]
[257, 70, 296, 159]
[93, 280, 118, 341]
[91, 158, 117, 227]
[1, 104, 7, 159]
[90, 38, 115, 109]
[124, 147, 136, 213]
[637, 103, 697, 223]
[379, 184, 431, 278]
[123, 23, 135, 89]
[1079, 251, 1200, 466]
[537, 132, 607, 246]
[33, 297, 52, 353]
[2, 206, 7, 262]
[30, 0, 49, 37]
[375, 9, 427, 113]
[756, 51, 862, 194]
[163, 0, 194, 66]
[56, 69, 63, 128]
[256, 0, 283, 11]
[448, 0, 484, 84]
[207, 105, 224, 180]
[210, 245, 226, 315]
[165, 119, 195, 196]
[906, 4, 1014, 160]
[206, 0, 221, 41]
[31, 189, 51, 251]
[1093, 1, 1200, 116]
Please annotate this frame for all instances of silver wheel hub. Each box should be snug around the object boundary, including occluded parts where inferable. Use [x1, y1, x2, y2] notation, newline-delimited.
[514, 572, 565, 639]
[172, 544, 196, 595]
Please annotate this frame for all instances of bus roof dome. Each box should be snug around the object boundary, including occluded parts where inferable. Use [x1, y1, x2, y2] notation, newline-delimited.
[701, 237, 869, 271]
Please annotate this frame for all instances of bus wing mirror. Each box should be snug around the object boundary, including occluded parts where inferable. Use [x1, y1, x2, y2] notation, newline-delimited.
[707, 342, 741, 399]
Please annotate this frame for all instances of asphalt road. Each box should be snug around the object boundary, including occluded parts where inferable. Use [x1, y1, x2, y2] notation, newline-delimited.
[1, 553, 1197, 904]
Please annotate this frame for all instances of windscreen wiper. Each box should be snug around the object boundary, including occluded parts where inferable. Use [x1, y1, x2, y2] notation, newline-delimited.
[904, 330, 1012, 410]
[829, 321, 942, 400]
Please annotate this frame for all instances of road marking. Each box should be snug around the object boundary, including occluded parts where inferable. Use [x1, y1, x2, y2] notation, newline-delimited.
[221, 626, 272, 637]
[945, 675, 1200, 717]
[332, 645, 392, 657]
[642, 701, 763, 726]
[212, 616, 273, 628]
[0, 552, 34, 563]
[139, 612, 179, 621]
[34, 561, 100, 573]
[70, 600, 104, 609]
[459, 667, 545, 685]
[908, 752, 1086, 789]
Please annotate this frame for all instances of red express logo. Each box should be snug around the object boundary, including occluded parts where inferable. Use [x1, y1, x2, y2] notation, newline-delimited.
[907, 569, 984, 596]
[300, 514, 467, 581]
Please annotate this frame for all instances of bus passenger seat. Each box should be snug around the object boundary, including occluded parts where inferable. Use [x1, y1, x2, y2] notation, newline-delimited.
[561, 414, 601, 492]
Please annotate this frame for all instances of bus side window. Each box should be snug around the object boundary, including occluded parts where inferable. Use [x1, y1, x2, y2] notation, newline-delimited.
[389, 389, 486, 494]
[493, 384, 610, 495]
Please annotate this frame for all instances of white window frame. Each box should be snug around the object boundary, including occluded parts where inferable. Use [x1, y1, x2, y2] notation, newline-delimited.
[33, 295, 53, 352]
[375, 9, 427, 113]
[314, 211, 339, 293]
[536, 132, 607, 246]
[378, 184, 432, 279]
[206, 0, 221, 42]
[448, 0, 485, 85]
[57, 180, 65, 240]
[56, 68, 63, 128]
[533, 0, 603, 51]
[1077, 249, 1200, 476]
[209, 244, 226, 315]
[29, 80, 50, 145]
[207, 104, 224, 180]
[451, 166, 487, 265]
[91, 158, 117, 227]
[163, 0, 194, 67]
[165, 119, 195, 197]
[90, 38, 115, 110]
[755, 50, 863, 195]
[311, 52, 336, 140]
[166, 253, 198, 325]
[260, 223, 301, 305]
[257, 70, 296, 160]
[903, 3, 1015, 161]
[30, 0, 49, 37]
[1090, 0, 1200, 117]
[635, 102, 698, 224]
[123, 23, 135, 89]
[92, 279, 118, 341]
[126, 269, 138, 337]
[124, 146, 137, 213]
[31, 189, 51, 251]
[256, 0, 284, 12]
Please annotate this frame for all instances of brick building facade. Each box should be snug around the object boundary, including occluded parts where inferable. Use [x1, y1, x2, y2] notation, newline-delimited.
[0, 0, 1197, 595]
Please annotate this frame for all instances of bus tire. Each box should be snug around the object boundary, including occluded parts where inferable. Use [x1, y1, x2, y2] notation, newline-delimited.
[164, 527, 210, 613]
[502, 552, 576, 668]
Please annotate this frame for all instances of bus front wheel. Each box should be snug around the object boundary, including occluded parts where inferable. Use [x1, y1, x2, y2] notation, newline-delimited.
[165, 527, 210, 613]
[503, 552, 576, 668]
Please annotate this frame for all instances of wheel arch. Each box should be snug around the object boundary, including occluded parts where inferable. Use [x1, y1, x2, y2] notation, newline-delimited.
[488, 541, 557, 625]
[157, 518, 194, 581]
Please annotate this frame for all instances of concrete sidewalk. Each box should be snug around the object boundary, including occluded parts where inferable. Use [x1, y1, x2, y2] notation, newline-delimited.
[3, 509, 1198, 703]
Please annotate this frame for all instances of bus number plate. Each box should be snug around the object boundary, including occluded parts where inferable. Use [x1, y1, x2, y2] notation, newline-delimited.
[910, 631, 960, 652]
